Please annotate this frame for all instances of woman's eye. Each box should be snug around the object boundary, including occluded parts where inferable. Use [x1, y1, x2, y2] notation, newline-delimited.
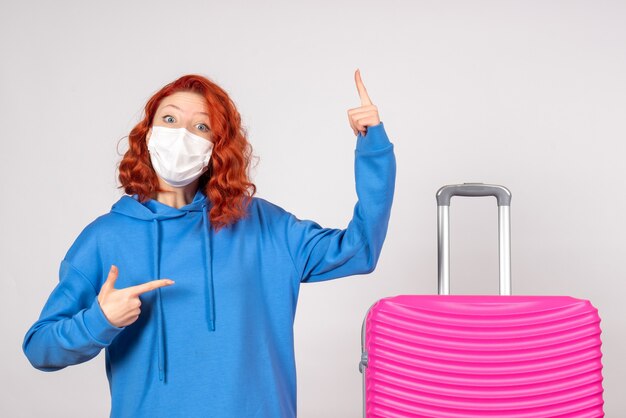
[197, 124, 210, 132]
[163, 115, 175, 123]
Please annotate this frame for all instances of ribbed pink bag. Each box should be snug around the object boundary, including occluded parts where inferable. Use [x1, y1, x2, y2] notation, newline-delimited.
[359, 184, 605, 417]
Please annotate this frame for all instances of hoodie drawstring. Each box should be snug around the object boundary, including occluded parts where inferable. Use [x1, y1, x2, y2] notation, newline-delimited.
[202, 202, 216, 332]
[146, 200, 215, 385]
[153, 218, 166, 383]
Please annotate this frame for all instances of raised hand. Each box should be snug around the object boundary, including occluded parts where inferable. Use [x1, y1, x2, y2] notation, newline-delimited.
[97, 265, 175, 328]
[347, 69, 381, 137]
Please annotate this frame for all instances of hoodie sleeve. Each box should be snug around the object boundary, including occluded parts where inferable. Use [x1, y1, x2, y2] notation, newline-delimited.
[285, 121, 396, 283]
[22, 222, 126, 371]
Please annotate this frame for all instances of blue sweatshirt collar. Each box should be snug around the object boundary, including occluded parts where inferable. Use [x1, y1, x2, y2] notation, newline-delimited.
[110, 187, 215, 384]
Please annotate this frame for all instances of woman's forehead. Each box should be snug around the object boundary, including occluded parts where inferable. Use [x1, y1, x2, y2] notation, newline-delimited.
[158, 91, 209, 113]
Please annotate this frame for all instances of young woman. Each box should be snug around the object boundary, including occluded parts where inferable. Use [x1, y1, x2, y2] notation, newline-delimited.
[22, 70, 396, 417]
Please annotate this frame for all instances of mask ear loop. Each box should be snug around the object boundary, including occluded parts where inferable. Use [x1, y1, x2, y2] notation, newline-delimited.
[203, 151, 212, 168]
[197, 156, 210, 178]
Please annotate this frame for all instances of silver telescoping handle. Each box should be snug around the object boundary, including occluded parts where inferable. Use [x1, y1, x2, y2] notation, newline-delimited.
[436, 183, 512, 296]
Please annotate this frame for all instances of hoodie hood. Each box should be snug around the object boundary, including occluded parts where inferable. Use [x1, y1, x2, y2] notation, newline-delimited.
[110, 187, 214, 384]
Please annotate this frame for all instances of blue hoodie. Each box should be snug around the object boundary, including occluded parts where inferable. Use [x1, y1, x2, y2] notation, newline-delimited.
[22, 121, 396, 417]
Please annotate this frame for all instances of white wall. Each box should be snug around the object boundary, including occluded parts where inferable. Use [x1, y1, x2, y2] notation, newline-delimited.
[1, 0, 624, 416]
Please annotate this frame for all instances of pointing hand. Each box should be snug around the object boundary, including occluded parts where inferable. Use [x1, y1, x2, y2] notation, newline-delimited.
[347, 69, 381, 137]
[97, 265, 175, 328]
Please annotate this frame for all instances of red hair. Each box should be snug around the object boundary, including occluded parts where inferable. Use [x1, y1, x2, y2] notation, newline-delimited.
[117, 74, 257, 232]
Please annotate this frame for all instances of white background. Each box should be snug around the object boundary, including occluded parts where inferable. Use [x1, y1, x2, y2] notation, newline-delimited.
[1, 0, 624, 416]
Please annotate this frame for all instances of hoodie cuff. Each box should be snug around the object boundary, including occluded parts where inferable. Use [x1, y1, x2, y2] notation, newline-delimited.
[356, 121, 392, 153]
[84, 296, 126, 346]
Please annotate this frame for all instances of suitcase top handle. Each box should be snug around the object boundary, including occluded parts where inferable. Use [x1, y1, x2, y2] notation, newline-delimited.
[436, 183, 512, 295]
[436, 183, 512, 207]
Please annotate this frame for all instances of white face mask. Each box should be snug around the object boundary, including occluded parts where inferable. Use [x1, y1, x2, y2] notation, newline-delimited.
[147, 126, 213, 188]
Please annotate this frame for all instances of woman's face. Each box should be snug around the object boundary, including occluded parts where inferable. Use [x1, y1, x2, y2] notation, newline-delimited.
[146, 90, 213, 145]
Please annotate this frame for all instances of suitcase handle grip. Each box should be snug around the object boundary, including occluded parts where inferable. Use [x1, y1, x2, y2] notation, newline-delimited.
[436, 183, 512, 296]
[436, 183, 511, 207]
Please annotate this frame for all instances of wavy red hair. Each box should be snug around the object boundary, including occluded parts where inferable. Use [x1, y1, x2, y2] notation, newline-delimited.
[117, 74, 257, 232]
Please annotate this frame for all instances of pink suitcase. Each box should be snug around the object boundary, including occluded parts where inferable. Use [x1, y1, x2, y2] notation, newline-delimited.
[359, 183, 605, 417]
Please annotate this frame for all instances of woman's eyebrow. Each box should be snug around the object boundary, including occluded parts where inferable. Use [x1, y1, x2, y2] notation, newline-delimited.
[161, 104, 210, 117]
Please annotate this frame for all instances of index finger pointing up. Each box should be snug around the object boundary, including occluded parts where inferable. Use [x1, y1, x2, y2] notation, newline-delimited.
[355, 69, 373, 106]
